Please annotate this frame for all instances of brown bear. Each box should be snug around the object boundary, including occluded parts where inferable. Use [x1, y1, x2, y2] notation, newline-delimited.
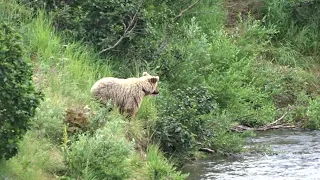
[90, 72, 159, 117]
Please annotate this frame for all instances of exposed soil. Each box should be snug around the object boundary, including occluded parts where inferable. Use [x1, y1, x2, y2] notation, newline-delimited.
[224, 0, 264, 27]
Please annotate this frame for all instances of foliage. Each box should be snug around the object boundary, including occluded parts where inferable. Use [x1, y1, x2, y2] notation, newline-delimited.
[262, 0, 320, 61]
[146, 144, 188, 180]
[4, 0, 320, 179]
[251, 61, 314, 113]
[207, 111, 252, 154]
[154, 86, 218, 155]
[0, 131, 66, 179]
[0, 23, 42, 159]
[64, 119, 135, 179]
[54, 0, 147, 54]
[21, 0, 164, 57]
[20, 0, 222, 76]
[166, 17, 277, 127]
[30, 98, 64, 144]
[0, 0, 31, 26]
[306, 97, 320, 130]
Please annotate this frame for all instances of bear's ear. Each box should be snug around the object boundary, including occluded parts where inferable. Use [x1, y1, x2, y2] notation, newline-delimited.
[143, 72, 150, 76]
[148, 76, 159, 83]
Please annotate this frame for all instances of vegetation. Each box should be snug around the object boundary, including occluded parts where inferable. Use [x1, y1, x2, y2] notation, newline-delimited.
[0, 22, 42, 159]
[1, 0, 320, 179]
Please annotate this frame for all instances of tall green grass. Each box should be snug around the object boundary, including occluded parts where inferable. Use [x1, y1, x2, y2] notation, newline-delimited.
[0, 131, 66, 179]
[0, 1, 184, 179]
[146, 145, 188, 180]
[262, 0, 320, 69]
[24, 11, 113, 105]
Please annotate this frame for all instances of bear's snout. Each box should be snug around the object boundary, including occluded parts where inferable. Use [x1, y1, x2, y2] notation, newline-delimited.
[151, 89, 159, 95]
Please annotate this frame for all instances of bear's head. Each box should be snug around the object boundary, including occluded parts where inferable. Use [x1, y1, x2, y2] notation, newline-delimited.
[141, 72, 159, 96]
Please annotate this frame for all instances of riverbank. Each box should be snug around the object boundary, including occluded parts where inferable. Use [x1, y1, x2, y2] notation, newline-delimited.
[0, 1, 187, 179]
[2, 0, 320, 179]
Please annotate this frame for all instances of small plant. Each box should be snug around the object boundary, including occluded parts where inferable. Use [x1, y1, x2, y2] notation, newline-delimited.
[0, 23, 42, 159]
[206, 111, 252, 154]
[306, 97, 320, 130]
[146, 144, 188, 180]
[31, 99, 65, 144]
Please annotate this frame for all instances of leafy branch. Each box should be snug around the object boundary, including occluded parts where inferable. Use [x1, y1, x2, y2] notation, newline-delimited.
[173, 0, 201, 21]
[99, 12, 138, 54]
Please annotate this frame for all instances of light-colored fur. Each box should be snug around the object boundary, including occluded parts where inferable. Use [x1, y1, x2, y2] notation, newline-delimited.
[90, 72, 159, 117]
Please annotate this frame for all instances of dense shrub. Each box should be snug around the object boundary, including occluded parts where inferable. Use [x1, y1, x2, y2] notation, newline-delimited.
[151, 18, 279, 158]
[21, 0, 177, 58]
[20, 0, 214, 76]
[21, 0, 149, 55]
[0, 23, 42, 159]
[55, 0, 148, 54]
[154, 87, 218, 155]
[64, 119, 135, 179]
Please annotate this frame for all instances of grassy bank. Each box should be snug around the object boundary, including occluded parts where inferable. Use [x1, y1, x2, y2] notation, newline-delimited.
[2, 0, 320, 179]
[0, 1, 186, 179]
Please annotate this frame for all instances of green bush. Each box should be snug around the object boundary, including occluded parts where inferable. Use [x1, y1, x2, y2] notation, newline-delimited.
[154, 86, 218, 155]
[154, 86, 251, 155]
[207, 111, 251, 154]
[22, 0, 149, 56]
[225, 86, 276, 127]
[146, 144, 188, 180]
[64, 119, 135, 179]
[306, 97, 320, 130]
[30, 98, 64, 144]
[0, 23, 42, 159]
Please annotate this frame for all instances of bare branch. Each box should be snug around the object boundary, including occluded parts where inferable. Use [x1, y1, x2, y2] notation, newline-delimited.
[269, 111, 288, 125]
[199, 147, 214, 153]
[99, 12, 139, 54]
[173, 0, 200, 21]
[231, 110, 292, 132]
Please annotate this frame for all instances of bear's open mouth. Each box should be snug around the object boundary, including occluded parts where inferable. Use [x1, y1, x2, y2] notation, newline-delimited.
[151, 91, 159, 95]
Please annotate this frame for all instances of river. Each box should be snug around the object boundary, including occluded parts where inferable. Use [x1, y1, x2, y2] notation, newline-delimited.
[182, 130, 320, 180]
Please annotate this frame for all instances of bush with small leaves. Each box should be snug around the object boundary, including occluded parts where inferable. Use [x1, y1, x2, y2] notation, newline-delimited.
[64, 119, 135, 179]
[154, 87, 218, 155]
[306, 98, 320, 130]
[21, 0, 149, 56]
[0, 23, 42, 159]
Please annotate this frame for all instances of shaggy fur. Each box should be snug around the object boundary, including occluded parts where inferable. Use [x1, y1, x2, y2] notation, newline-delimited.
[90, 72, 159, 117]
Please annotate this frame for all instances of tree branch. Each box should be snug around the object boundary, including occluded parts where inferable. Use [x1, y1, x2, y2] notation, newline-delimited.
[173, 0, 200, 21]
[199, 147, 214, 153]
[99, 12, 138, 54]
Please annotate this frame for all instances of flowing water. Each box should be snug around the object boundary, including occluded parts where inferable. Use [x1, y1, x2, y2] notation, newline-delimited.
[182, 130, 320, 180]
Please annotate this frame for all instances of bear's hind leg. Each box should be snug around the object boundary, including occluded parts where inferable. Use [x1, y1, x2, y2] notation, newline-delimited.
[123, 108, 137, 120]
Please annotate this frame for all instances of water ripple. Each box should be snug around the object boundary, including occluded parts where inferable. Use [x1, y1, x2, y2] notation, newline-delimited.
[183, 130, 320, 180]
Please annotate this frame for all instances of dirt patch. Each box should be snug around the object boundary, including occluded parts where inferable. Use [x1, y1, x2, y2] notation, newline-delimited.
[64, 105, 91, 134]
[224, 0, 264, 27]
